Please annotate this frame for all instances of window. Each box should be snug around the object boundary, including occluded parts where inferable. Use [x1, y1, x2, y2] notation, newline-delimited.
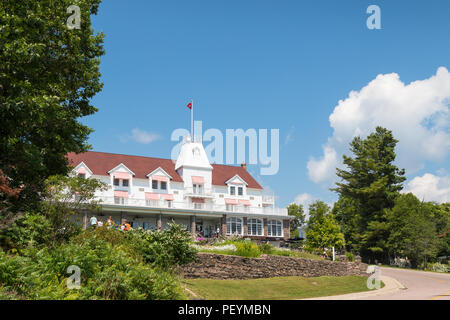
[238, 187, 243, 196]
[226, 204, 236, 212]
[160, 181, 167, 190]
[166, 200, 173, 208]
[230, 186, 235, 195]
[226, 217, 242, 235]
[247, 218, 263, 236]
[268, 220, 283, 237]
[152, 180, 158, 189]
[113, 179, 120, 186]
[122, 179, 129, 187]
[78, 173, 86, 179]
[114, 197, 126, 205]
[194, 203, 203, 209]
[193, 184, 203, 194]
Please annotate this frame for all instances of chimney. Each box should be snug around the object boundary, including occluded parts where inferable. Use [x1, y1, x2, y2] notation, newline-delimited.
[241, 162, 247, 170]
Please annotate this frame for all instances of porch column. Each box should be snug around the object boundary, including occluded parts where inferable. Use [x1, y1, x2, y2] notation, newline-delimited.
[190, 215, 196, 236]
[283, 220, 290, 240]
[263, 218, 268, 237]
[221, 214, 227, 237]
[156, 213, 162, 230]
[243, 217, 248, 236]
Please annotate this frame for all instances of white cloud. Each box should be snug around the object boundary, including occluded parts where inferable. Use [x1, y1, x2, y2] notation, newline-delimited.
[293, 193, 316, 218]
[284, 126, 295, 145]
[403, 173, 450, 203]
[131, 128, 160, 144]
[307, 67, 450, 184]
[120, 128, 161, 144]
[307, 146, 338, 184]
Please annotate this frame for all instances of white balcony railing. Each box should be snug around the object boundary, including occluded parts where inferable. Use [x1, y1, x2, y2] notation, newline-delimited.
[96, 196, 288, 216]
[183, 187, 213, 197]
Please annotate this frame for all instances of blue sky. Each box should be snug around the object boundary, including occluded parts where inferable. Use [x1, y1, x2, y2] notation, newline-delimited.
[86, 0, 450, 208]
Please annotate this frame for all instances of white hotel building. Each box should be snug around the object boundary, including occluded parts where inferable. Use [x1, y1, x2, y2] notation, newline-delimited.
[69, 136, 292, 241]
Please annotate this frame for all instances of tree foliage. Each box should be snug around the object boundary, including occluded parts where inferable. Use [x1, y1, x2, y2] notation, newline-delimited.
[305, 201, 345, 251]
[332, 127, 406, 261]
[0, 0, 104, 216]
[287, 203, 305, 237]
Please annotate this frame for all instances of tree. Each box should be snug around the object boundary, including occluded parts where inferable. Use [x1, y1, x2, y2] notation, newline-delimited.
[287, 203, 305, 237]
[0, 1, 105, 220]
[386, 193, 440, 268]
[305, 201, 345, 252]
[332, 127, 406, 262]
[1, 175, 107, 249]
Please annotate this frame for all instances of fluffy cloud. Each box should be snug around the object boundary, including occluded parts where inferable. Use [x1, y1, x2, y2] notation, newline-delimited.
[294, 193, 316, 218]
[403, 173, 450, 203]
[307, 67, 450, 184]
[307, 146, 338, 184]
[120, 128, 161, 144]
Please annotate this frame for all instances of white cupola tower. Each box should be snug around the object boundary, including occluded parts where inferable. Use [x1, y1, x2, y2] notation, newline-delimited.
[175, 135, 213, 190]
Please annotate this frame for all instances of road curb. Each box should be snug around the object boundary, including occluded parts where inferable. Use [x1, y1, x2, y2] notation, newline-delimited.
[301, 275, 406, 300]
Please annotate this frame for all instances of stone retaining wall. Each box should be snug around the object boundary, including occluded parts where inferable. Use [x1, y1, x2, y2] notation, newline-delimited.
[182, 253, 368, 279]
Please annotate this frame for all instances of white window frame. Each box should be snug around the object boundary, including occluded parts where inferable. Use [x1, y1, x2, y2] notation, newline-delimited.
[247, 218, 263, 236]
[267, 220, 283, 237]
[226, 217, 243, 235]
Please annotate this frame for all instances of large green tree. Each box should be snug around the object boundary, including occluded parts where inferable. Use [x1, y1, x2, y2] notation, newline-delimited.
[386, 193, 441, 268]
[305, 201, 345, 252]
[287, 203, 305, 237]
[0, 0, 104, 218]
[332, 127, 406, 262]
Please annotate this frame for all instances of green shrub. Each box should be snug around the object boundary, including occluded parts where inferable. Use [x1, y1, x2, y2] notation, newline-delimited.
[0, 235, 184, 300]
[235, 241, 261, 258]
[127, 223, 197, 268]
[258, 243, 274, 254]
[346, 252, 355, 262]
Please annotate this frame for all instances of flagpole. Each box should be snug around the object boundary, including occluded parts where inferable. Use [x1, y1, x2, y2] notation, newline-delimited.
[191, 99, 194, 141]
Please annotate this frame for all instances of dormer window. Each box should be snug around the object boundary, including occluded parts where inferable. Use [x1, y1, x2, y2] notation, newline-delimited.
[238, 187, 243, 196]
[151, 175, 169, 191]
[78, 173, 86, 179]
[230, 186, 235, 195]
[122, 179, 129, 187]
[114, 179, 120, 186]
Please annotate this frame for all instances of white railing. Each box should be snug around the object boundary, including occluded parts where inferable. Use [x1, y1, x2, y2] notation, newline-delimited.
[96, 196, 288, 216]
[184, 187, 213, 197]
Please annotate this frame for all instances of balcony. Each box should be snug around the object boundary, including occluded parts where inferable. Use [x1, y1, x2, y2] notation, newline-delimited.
[96, 195, 288, 216]
[183, 186, 214, 198]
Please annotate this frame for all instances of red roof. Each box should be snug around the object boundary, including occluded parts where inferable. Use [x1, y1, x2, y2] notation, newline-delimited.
[67, 151, 263, 189]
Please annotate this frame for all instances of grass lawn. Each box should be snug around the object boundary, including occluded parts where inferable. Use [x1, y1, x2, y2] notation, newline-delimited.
[183, 275, 377, 300]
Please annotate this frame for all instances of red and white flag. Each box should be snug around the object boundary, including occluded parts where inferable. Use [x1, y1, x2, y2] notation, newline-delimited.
[187, 101, 192, 109]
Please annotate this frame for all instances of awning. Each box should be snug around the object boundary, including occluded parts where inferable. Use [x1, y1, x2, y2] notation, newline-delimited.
[239, 199, 251, 206]
[77, 167, 87, 174]
[114, 190, 129, 198]
[225, 198, 238, 205]
[192, 198, 205, 203]
[113, 172, 131, 179]
[160, 194, 174, 201]
[145, 192, 159, 200]
[152, 175, 169, 182]
[191, 176, 205, 184]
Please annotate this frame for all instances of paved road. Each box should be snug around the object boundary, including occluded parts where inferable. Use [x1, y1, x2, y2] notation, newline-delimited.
[361, 267, 450, 300]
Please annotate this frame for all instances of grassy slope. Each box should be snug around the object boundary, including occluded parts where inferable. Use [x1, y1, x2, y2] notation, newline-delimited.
[183, 275, 374, 300]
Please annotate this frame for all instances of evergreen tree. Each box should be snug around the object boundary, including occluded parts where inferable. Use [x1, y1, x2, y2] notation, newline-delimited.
[332, 127, 406, 262]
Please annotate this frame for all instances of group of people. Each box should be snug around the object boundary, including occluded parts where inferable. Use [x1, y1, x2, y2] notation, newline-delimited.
[89, 215, 132, 231]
